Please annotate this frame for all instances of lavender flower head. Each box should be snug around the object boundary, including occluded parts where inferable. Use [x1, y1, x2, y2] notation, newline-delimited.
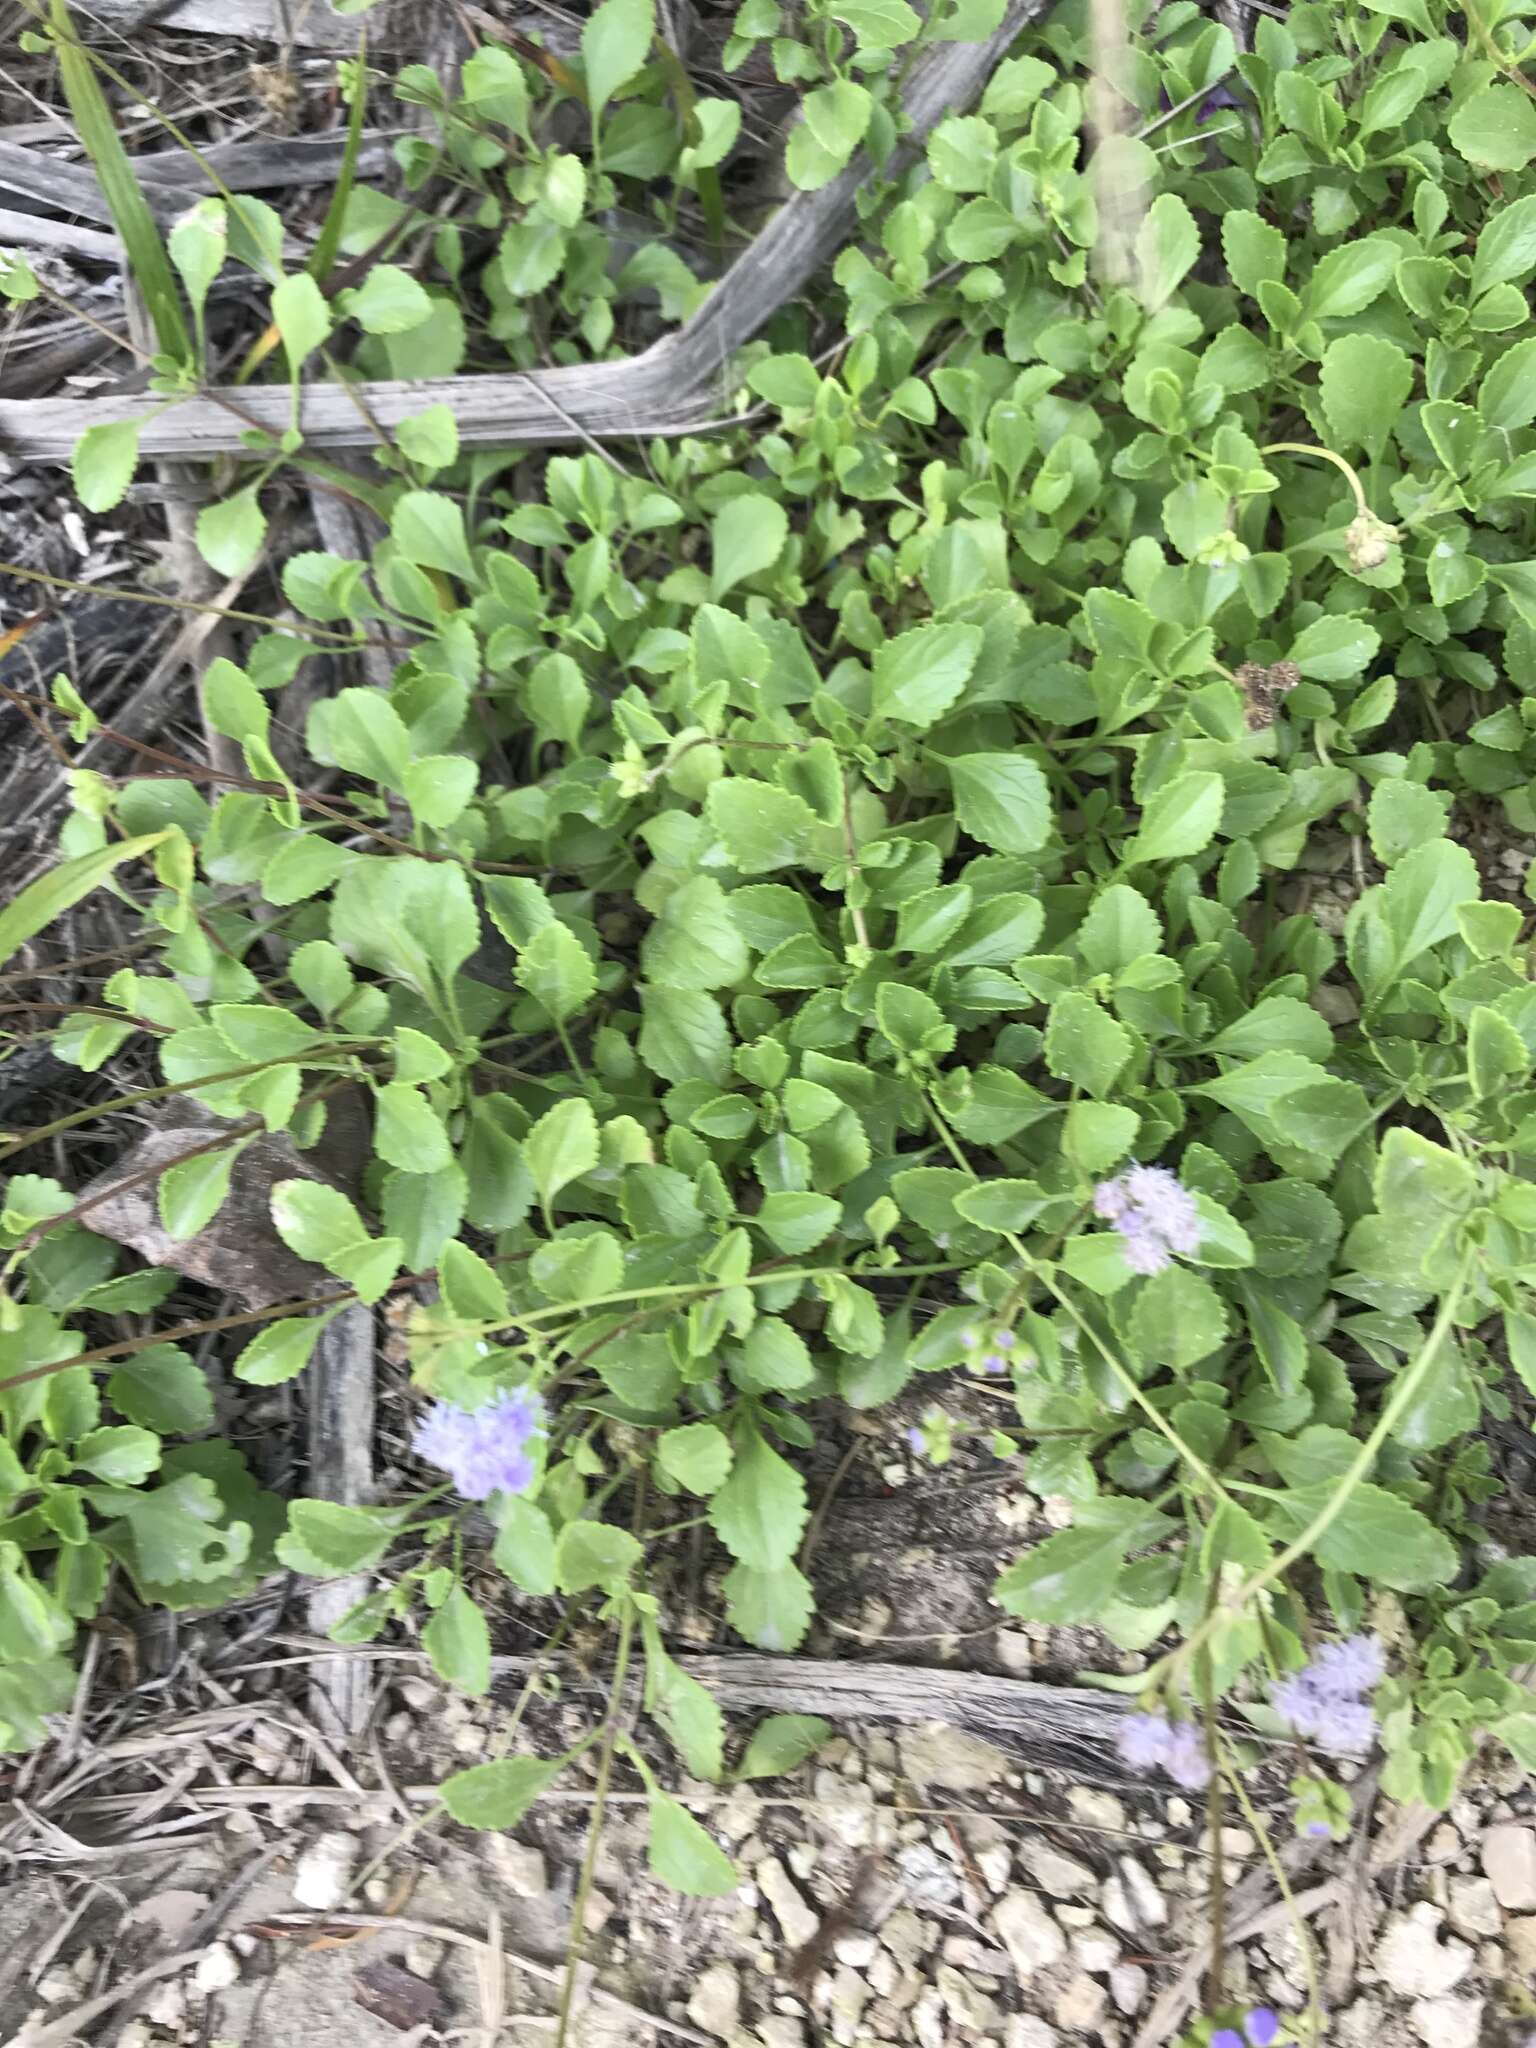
[413, 1386, 544, 1501]
[1115, 1710, 1211, 1791]
[1094, 1164, 1202, 1275]
[1271, 1633, 1384, 1756]
[1211, 2013, 1280, 2048]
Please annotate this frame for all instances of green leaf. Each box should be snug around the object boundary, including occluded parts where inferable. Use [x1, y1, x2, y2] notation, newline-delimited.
[638, 988, 731, 1085]
[74, 1424, 160, 1482]
[704, 780, 818, 874]
[642, 876, 749, 989]
[402, 755, 477, 829]
[72, 417, 141, 513]
[276, 1498, 396, 1576]
[1078, 885, 1161, 973]
[1381, 839, 1480, 978]
[0, 832, 169, 969]
[441, 1754, 564, 1828]
[51, 0, 187, 359]
[391, 489, 475, 580]
[1320, 334, 1413, 462]
[1303, 235, 1399, 318]
[1287, 615, 1380, 682]
[157, 1140, 243, 1242]
[1044, 992, 1131, 1100]
[657, 1422, 734, 1494]
[555, 1519, 642, 1593]
[1126, 772, 1223, 862]
[204, 658, 270, 746]
[312, 687, 413, 790]
[721, 1557, 815, 1649]
[440, 1239, 510, 1323]
[1449, 82, 1536, 171]
[710, 492, 788, 599]
[423, 1584, 491, 1696]
[1221, 208, 1285, 296]
[583, 0, 655, 113]
[1134, 192, 1199, 314]
[233, 1312, 336, 1385]
[1367, 780, 1448, 865]
[107, 1347, 214, 1434]
[646, 1785, 737, 1896]
[872, 623, 983, 728]
[1472, 194, 1536, 299]
[525, 1097, 600, 1211]
[517, 920, 597, 1022]
[272, 270, 332, 369]
[1479, 336, 1536, 433]
[1129, 1266, 1228, 1370]
[1273, 1482, 1457, 1590]
[373, 1083, 451, 1174]
[710, 1426, 807, 1570]
[645, 1634, 725, 1780]
[1469, 1004, 1529, 1099]
[953, 1178, 1046, 1231]
[996, 1501, 1170, 1622]
[736, 1714, 832, 1780]
[492, 1496, 557, 1595]
[347, 262, 432, 333]
[269, 1178, 368, 1262]
[831, 0, 920, 46]
[754, 1190, 841, 1254]
[949, 753, 1051, 853]
[195, 488, 267, 578]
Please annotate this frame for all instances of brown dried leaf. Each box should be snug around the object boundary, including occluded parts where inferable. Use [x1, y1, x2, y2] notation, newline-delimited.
[352, 1958, 445, 2032]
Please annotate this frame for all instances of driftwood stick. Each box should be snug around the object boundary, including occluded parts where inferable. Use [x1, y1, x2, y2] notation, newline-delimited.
[305, 1302, 378, 1739]
[666, 1651, 1141, 1781]
[0, 1, 1048, 465]
[0, 203, 119, 261]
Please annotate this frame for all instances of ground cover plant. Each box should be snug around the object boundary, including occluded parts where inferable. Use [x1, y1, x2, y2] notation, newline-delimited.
[3, 0, 1536, 2038]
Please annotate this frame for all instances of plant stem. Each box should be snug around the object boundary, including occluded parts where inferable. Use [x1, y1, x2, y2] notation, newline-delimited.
[554, 1596, 637, 2048]
[1160, 1245, 1475, 1690]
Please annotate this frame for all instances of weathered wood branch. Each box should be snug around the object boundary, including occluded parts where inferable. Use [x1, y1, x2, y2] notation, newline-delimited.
[672, 1652, 1139, 1781]
[0, 1, 1047, 465]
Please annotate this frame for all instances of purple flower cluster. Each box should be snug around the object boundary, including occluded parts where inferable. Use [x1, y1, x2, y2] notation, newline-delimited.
[961, 1325, 1017, 1374]
[1211, 2009, 1280, 2048]
[1271, 1634, 1384, 1756]
[1116, 1710, 1212, 1791]
[1093, 1164, 1202, 1275]
[413, 1387, 545, 1501]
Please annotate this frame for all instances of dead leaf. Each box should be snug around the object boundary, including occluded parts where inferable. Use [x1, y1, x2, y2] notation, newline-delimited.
[353, 1959, 445, 2032]
[122, 1889, 210, 1942]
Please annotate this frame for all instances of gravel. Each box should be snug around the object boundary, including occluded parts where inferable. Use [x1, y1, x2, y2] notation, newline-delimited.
[1482, 1823, 1536, 1910]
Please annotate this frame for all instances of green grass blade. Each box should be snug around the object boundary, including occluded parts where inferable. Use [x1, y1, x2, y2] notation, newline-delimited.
[0, 832, 170, 969]
[49, 0, 190, 363]
[308, 35, 369, 284]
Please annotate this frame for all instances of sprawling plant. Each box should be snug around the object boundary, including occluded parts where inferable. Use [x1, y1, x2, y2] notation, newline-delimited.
[3, 0, 1536, 1959]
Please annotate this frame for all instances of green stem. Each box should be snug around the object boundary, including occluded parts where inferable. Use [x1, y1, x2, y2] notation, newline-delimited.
[1159, 1245, 1476, 1690]
[555, 1597, 637, 2048]
[922, 1091, 1234, 1505]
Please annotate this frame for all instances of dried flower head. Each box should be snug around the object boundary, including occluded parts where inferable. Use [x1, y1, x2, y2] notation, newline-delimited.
[1235, 659, 1301, 731]
[1344, 509, 1401, 572]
